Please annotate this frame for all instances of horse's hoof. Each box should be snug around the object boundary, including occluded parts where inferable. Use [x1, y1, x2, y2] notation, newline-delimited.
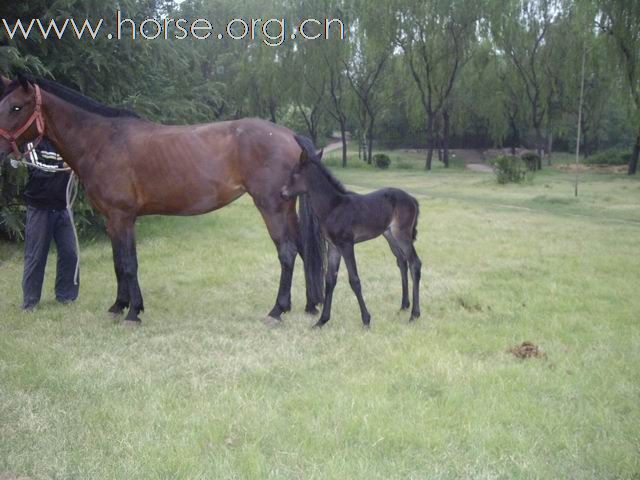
[311, 320, 325, 329]
[262, 316, 283, 328]
[409, 313, 420, 322]
[123, 319, 141, 328]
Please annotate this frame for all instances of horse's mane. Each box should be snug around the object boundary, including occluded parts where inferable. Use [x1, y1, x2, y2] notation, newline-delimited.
[1, 74, 140, 119]
[295, 134, 348, 195]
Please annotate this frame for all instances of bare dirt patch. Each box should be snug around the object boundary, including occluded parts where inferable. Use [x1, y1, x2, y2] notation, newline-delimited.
[554, 163, 627, 173]
[508, 342, 546, 359]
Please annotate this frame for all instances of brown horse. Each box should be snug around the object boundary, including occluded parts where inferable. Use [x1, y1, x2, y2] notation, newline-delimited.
[0, 73, 325, 325]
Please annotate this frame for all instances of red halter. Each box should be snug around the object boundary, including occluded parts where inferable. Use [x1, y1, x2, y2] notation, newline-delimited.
[0, 85, 45, 158]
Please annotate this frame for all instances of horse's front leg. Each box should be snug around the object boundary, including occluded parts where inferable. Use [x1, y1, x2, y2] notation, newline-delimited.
[107, 213, 144, 324]
[107, 238, 129, 315]
[339, 242, 371, 328]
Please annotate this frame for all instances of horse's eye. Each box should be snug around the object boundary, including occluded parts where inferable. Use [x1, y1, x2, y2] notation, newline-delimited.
[11, 105, 22, 112]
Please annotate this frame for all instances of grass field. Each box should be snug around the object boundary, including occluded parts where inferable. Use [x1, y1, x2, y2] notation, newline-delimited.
[1, 158, 639, 479]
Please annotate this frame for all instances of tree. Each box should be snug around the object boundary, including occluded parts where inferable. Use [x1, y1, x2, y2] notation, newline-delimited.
[598, 0, 640, 175]
[396, 0, 478, 170]
[491, 0, 559, 169]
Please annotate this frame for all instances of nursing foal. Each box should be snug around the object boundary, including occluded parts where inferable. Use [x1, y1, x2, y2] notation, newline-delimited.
[282, 135, 422, 328]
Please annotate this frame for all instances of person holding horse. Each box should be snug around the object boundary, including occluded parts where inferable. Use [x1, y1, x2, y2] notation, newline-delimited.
[17, 137, 79, 310]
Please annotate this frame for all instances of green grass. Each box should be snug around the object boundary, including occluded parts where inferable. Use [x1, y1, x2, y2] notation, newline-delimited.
[1, 162, 639, 479]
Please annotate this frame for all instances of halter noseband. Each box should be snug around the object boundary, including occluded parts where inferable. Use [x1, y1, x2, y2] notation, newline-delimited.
[0, 84, 45, 158]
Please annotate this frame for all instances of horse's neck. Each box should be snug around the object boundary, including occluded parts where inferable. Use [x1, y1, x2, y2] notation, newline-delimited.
[41, 91, 114, 173]
[307, 168, 343, 220]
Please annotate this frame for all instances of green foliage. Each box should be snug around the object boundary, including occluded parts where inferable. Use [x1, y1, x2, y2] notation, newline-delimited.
[489, 155, 532, 184]
[373, 153, 391, 169]
[584, 148, 632, 165]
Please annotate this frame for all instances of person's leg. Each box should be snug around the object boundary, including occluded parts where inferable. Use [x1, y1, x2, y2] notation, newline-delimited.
[53, 210, 79, 303]
[22, 207, 53, 309]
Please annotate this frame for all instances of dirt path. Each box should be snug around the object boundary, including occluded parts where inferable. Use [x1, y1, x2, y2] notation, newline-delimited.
[466, 163, 493, 173]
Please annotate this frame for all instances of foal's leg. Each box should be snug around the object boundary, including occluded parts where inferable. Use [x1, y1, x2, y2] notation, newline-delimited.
[314, 244, 341, 328]
[107, 213, 144, 324]
[339, 243, 371, 328]
[383, 230, 409, 310]
[395, 235, 422, 321]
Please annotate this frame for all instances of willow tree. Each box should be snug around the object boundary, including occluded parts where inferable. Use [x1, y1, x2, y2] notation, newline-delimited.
[490, 0, 559, 168]
[598, 0, 640, 175]
[396, 0, 478, 170]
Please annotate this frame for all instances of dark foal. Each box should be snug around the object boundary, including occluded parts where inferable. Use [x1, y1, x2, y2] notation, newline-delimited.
[282, 135, 422, 328]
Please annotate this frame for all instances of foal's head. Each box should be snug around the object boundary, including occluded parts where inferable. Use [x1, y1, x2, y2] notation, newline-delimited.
[281, 135, 324, 200]
[0, 74, 40, 159]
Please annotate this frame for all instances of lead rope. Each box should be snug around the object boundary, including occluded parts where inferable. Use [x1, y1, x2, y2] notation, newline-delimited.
[65, 171, 80, 285]
[12, 143, 80, 285]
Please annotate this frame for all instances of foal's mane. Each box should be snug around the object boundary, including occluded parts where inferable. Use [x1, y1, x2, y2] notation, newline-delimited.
[1, 74, 140, 119]
[311, 157, 348, 194]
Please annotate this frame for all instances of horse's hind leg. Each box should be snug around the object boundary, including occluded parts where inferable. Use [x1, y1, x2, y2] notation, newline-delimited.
[383, 230, 409, 310]
[255, 200, 299, 323]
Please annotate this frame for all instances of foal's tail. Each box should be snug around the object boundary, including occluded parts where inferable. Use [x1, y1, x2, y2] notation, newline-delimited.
[412, 196, 420, 241]
[299, 194, 326, 305]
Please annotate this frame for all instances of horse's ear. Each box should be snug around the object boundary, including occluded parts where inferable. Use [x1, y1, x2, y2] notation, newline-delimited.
[317, 149, 324, 162]
[0, 75, 10, 89]
[17, 72, 31, 92]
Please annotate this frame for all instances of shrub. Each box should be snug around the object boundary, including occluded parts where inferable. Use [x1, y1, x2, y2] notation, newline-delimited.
[520, 152, 540, 171]
[489, 155, 532, 184]
[584, 148, 631, 166]
[373, 153, 391, 169]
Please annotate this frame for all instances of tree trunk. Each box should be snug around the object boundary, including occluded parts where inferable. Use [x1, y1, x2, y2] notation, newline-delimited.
[443, 109, 450, 168]
[425, 115, 434, 170]
[367, 117, 375, 164]
[340, 120, 348, 168]
[509, 116, 519, 155]
[547, 132, 553, 166]
[628, 128, 640, 175]
[535, 126, 544, 170]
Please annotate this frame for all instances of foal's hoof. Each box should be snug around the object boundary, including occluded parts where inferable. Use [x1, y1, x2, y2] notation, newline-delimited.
[305, 305, 320, 315]
[262, 315, 283, 328]
[312, 320, 326, 329]
[409, 313, 420, 322]
[108, 305, 125, 317]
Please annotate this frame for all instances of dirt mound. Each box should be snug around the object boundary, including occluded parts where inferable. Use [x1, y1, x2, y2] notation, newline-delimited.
[508, 342, 546, 359]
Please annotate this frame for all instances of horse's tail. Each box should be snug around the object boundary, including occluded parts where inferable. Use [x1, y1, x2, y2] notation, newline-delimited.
[299, 194, 326, 305]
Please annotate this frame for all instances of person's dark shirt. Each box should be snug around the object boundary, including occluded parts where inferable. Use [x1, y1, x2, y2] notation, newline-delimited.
[22, 139, 70, 211]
